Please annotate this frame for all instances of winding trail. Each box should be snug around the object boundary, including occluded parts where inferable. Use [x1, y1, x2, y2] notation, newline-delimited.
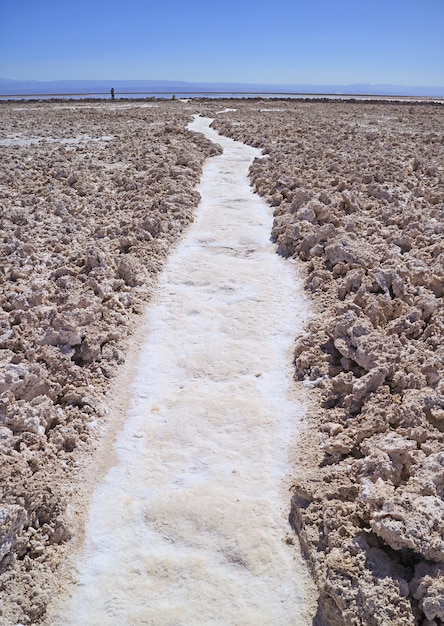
[58, 116, 316, 625]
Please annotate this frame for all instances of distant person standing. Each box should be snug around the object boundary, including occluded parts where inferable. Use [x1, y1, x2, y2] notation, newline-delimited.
[110, 87, 115, 100]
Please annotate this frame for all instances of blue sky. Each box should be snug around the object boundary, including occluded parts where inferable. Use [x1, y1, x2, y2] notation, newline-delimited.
[1, 0, 443, 86]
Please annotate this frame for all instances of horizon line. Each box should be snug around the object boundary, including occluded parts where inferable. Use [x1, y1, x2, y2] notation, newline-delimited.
[1, 91, 444, 103]
[1, 77, 444, 88]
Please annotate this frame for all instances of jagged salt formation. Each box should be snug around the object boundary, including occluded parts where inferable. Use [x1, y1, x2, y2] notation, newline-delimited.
[0, 100, 221, 625]
[212, 100, 444, 626]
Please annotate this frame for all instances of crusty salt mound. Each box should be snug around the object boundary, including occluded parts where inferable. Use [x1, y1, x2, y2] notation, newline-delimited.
[1, 97, 443, 625]
[0, 100, 221, 625]
[212, 100, 444, 626]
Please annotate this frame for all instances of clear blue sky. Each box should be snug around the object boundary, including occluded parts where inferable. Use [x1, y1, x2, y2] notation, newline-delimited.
[1, 0, 443, 86]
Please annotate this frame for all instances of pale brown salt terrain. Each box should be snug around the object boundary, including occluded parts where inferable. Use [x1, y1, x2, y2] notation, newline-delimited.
[50, 115, 317, 626]
[0, 100, 221, 625]
[1, 98, 443, 626]
[211, 100, 444, 625]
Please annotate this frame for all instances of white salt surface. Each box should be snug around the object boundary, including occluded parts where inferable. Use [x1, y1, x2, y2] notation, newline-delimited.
[0, 133, 113, 147]
[58, 116, 316, 625]
[216, 107, 237, 114]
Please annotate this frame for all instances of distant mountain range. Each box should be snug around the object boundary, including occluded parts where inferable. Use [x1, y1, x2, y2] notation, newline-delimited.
[1, 78, 443, 97]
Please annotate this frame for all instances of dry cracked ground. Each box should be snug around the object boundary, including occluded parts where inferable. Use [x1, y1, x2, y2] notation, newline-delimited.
[0, 98, 443, 625]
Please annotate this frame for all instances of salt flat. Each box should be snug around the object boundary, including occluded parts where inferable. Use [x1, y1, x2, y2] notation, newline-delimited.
[57, 116, 316, 625]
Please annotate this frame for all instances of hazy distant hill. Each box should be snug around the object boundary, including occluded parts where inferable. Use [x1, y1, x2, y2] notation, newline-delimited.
[1, 78, 443, 97]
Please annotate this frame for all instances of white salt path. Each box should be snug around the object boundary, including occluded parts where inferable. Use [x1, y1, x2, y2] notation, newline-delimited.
[60, 116, 316, 625]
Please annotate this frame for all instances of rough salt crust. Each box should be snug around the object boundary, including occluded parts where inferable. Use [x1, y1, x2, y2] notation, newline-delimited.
[0, 100, 221, 625]
[53, 115, 317, 626]
[0, 98, 443, 625]
[211, 99, 444, 626]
